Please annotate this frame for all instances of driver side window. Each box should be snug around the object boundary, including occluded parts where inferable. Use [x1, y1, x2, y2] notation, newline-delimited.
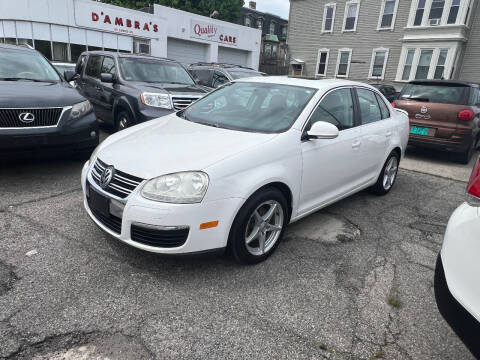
[308, 88, 354, 130]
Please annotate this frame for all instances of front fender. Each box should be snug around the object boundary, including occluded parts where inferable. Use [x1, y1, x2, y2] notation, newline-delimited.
[113, 96, 137, 122]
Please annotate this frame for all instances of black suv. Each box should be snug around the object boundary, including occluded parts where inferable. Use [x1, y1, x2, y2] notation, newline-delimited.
[188, 63, 264, 90]
[0, 44, 98, 158]
[75, 52, 208, 131]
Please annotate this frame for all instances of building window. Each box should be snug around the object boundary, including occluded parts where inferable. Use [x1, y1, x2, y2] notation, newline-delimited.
[245, 16, 251, 27]
[343, 1, 360, 31]
[264, 43, 272, 56]
[34, 40, 53, 60]
[257, 19, 263, 30]
[428, 0, 445, 25]
[323, 4, 336, 33]
[70, 44, 86, 63]
[133, 38, 150, 55]
[378, 0, 398, 29]
[269, 21, 275, 34]
[413, 0, 426, 26]
[18, 38, 33, 47]
[447, 0, 460, 24]
[434, 49, 448, 79]
[52, 42, 69, 62]
[336, 49, 352, 77]
[369, 48, 389, 79]
[5, 38, 16, 45]
[282, 26, 287, 38]
[316, 49, 329, 76]
[415, 49, 433, 79]
[402, 49, 415, 80]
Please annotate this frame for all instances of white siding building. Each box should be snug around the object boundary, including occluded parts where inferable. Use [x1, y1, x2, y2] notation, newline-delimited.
[0, 0, 261, 69]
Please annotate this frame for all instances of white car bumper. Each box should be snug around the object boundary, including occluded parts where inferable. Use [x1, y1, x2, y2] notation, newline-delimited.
[81, 162, 243, 254]
[441, 202, 480, 322]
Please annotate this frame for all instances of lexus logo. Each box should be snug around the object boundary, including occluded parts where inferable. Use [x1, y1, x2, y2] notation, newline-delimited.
[18, 112, 35, 123]
[420, 106, 428, 114]
[100, 166, 115, 189]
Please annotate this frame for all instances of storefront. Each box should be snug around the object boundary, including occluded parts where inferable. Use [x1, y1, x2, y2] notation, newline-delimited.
[0, 0, 261, 69]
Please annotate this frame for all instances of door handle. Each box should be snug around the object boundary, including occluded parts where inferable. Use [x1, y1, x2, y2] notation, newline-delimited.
[352, 140, 361, 149]
[386, 131, 393, 137]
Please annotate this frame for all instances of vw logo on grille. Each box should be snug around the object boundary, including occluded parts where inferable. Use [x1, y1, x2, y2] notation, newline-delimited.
[420, 106, 428, 114]
[100, 166, 115, 189]
[18, 112, 35, 123]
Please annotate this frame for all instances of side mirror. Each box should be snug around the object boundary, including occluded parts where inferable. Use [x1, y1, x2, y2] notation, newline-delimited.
[306, 121, 339, 140]
[64, 70, 77, 82]
[100, 73, 114, 83]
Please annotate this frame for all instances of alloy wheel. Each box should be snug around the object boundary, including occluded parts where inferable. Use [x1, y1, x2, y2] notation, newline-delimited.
[383, 156, 398, 190]
[244, 200, 284, 256]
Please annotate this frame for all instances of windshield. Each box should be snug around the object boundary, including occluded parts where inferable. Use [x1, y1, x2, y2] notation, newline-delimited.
[0, 49, 60, 82]
[181, 82, 316, 133]
[119, 58, 194, 85]
[228, 70, 263, 80]
[400, 84, 469, 105]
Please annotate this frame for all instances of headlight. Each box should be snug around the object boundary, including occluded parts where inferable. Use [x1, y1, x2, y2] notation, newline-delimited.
[141, 172, 209, 204]
[70, 100, 92, 119]
[141, 92, 172, 109]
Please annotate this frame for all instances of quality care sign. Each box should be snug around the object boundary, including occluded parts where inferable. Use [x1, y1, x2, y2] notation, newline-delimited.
[73, 0, 163, 38]
[190, 19, 239, 46]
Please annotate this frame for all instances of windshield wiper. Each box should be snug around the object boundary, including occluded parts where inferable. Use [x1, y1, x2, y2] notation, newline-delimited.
[0, 77, 54, 83]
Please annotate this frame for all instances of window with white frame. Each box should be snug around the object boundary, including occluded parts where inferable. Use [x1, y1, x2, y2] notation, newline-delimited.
[413, 0, 426, 26]
[323, 3, 336, 32]
[269, 21, 275, 34]
[428, 0, 445, 25]
[378, 0, 398, 29]
[434, 49, 448, 79]
[415, 49, 433, 79]
[402, 49, 415, 80]
[316, 49, 329, 76]
[369, 48, 389, 79]
[343, 1, 360, 31]
[245, 16, 251, 27]
[447, 0, 460, 24]
[398, 47, 455, 81]
[336, 49, 352, 77]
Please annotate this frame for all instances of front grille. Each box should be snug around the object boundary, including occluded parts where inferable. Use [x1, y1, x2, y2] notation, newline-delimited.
[0, 108, 63, 128]
[131, 224, 189, 248]
[171, 96, 202, 110]
[91, 159, 144, 199]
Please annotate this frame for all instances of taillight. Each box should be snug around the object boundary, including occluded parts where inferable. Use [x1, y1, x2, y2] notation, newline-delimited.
[391, 102, 397, 108]
[467, 157, 480, 206]
[458, 109, 474, 121]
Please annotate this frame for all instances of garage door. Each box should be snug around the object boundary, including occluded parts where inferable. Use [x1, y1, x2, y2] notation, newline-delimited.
[167, 38, 208, 66]
[218, 47, 249, 67]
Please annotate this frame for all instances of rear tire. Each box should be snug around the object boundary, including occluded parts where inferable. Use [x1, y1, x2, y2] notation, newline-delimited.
[370, 152, 400, 196]
[115, 110, 134, 132]
[228, 187, 288, 264]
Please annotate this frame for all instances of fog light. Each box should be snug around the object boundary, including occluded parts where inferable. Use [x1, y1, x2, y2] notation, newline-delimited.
[90, 131, 97, 138]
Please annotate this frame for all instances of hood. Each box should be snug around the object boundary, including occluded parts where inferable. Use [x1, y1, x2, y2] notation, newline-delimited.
[0, 81, 84, 108]
[97, 114, 277, 179]
[128, 82, 209, 95]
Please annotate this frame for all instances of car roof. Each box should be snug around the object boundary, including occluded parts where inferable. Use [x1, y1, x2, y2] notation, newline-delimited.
[188, 62, 258, 71]
[409, 79, 478, 88]
[82, 51, 178, 63]
[0, 43, 36, 52]
[235, 76, 372, 90]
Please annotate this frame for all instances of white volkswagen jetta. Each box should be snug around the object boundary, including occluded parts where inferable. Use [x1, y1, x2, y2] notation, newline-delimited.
[81, 77, 409, 263]
[435, 156, 480, 357]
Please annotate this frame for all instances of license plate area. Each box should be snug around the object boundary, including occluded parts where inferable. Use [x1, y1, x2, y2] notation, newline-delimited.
[87, 184, 110, 216]
[410, 126, 433, 136]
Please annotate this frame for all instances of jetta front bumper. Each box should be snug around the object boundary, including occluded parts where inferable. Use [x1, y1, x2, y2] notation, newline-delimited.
[81, 161, 243, 254]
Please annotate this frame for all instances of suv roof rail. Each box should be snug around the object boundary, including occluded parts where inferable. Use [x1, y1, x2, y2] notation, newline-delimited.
[189, 62, 255, 71]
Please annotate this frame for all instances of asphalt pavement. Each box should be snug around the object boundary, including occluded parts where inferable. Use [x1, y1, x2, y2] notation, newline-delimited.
[0, 149, 475, 359]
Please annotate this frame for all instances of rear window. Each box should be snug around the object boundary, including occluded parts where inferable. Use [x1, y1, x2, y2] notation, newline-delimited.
[399, 83, 470, 105]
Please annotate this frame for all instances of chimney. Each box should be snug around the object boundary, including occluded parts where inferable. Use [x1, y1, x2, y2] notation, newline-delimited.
[249, 1, 256, 10]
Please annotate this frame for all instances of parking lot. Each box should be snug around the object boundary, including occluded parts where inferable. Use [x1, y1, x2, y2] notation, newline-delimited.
[0, 144, 477, 360]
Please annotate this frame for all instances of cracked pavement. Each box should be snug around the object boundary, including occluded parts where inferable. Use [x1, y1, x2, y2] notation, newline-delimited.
[0, 157, 474, 359]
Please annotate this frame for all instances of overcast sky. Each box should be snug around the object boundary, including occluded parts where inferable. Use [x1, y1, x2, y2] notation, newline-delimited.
[244, 0, 290, 20]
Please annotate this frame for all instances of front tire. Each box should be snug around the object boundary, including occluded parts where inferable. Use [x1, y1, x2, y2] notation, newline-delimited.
[370, 152, 399, 195]
[229, 188, 288, 264]
[115, 110, 134, 132]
